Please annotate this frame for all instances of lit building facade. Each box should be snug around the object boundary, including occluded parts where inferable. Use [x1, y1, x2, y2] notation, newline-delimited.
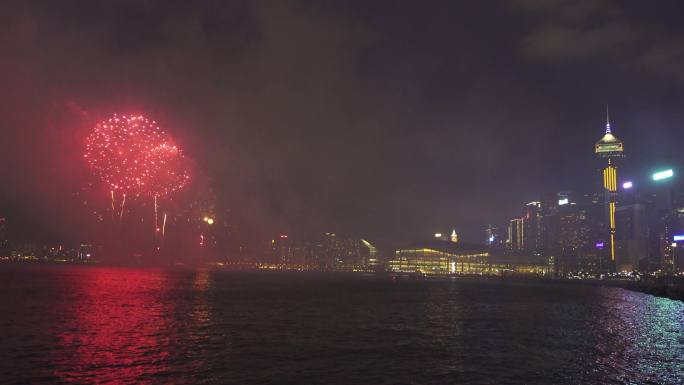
[595, 109, 625, 270]
[388, 241, 550, 276]
[485, 224, 499, 247]
[615, 203, 648, 272]
[389, 243, 489, 275]
[558, 195, 606, 275]
[505, 202, 543, 255]
[507, 218, 525, 251]
[361, 239, 380, 269]
[523, 201, 542, 254]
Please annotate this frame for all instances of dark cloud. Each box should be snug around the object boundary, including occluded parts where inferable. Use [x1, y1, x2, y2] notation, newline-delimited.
[636, 39, 684, 81]
[514, 0, 684, 81]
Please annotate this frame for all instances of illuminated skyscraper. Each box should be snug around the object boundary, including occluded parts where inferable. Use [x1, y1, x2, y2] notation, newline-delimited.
[505, 203, 542, 255]
[595, 107, 625, 268]
[485, 224, 498, 247]
[557, 202, 597, 274]
[615, 203, 648, 272]
[523, 202, 542, 254]
[508, 218, 524, 251]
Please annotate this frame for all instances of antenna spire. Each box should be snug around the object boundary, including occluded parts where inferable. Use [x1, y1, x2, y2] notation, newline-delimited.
[605, 104, 611, 134]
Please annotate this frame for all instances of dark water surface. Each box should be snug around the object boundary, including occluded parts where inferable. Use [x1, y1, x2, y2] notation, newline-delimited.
[1, 265, 683, 384]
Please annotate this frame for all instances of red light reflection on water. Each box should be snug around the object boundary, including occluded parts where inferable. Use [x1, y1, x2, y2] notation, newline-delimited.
[53, 268, 174, 384]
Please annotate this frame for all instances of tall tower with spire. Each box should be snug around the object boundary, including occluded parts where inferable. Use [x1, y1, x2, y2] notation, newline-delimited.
[450, 229, 458, 243]
[595, 106, 625, 269]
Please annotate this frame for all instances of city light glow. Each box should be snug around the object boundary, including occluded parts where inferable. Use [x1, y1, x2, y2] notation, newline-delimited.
[652, 169, 673, 181]
[558, 198, 569, 206]
[622, 181, 633, 189]
[673, 235, 684, 242]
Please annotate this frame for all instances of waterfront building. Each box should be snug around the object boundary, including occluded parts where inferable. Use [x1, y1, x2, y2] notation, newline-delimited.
[361, 239, 380, 269]
[488, 253, 553, 276]
[388, 240, 550, 276]
[389, 241, 489, 275]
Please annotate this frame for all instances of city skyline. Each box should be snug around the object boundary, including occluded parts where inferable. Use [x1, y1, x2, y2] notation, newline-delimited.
[2, 104, 681, 251]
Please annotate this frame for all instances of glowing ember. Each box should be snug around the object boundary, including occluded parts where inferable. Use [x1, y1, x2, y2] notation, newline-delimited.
[84, 114, 190, 198]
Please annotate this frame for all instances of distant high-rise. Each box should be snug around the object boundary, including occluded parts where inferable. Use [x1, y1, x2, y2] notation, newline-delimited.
[78, 244, 96, 262]
[450, 229, 459, 243]
[523, 202, 542, 255]
[505, 203, 542, 255]
[539, 192, 569, 257]
[272, 234, 293, 265]
[485, 224, 498, 247]
[360, 239, 379, 268]
[615, 203, 648, 272]
[595, 107, 625, 269]
[554, 195, 605, 274]
[507, 218, 524, 251]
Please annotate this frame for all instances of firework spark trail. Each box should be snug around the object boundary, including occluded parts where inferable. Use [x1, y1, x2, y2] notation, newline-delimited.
[119, 193, 126, 222]
[162, 213, 167, 239]
[110, 190, 115, 219]
[154, 194, 158, 230]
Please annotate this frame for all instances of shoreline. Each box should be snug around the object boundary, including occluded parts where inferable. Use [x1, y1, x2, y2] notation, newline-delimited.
[2, 261, 683, 302]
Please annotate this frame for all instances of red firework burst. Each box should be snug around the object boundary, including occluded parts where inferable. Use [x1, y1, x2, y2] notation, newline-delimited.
[84, 114, 191, 198]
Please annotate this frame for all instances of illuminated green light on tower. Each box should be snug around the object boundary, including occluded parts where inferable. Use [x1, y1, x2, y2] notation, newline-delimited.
[652, 169, 673, 181]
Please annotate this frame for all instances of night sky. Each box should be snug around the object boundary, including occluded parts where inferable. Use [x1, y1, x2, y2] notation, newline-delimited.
[1, 0, 684, 247]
